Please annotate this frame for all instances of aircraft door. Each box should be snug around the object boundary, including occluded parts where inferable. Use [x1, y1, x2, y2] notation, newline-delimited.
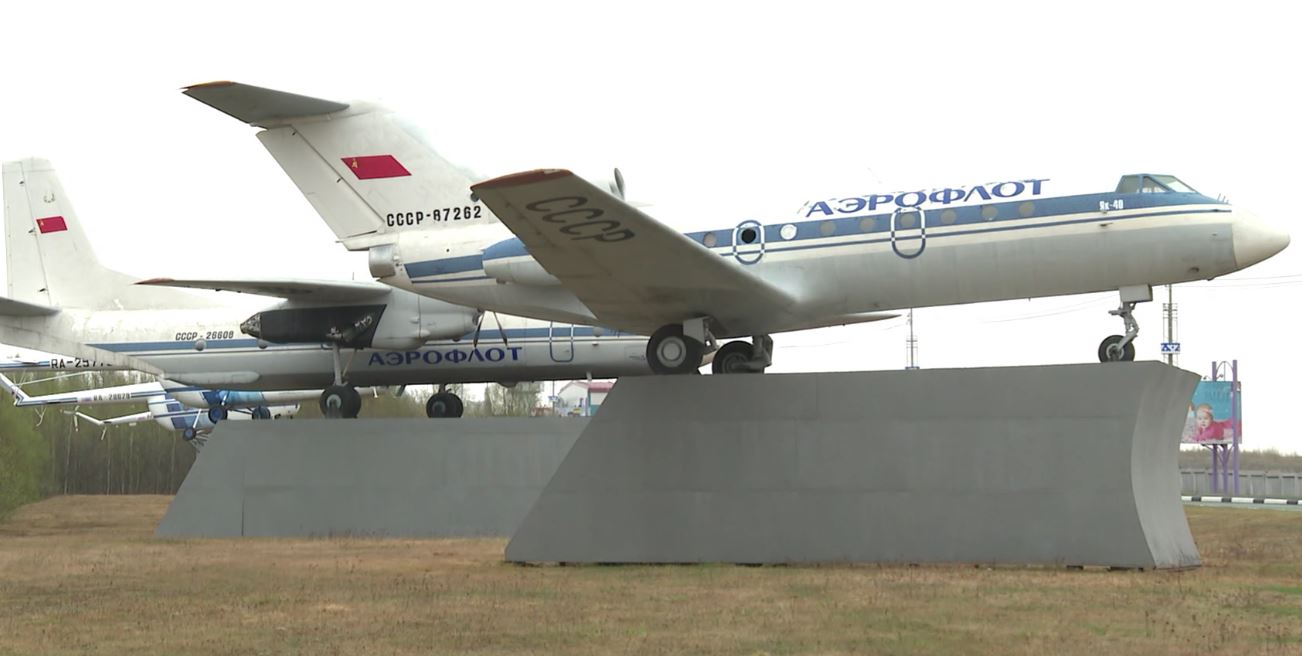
[890, 207, 927, 259]
[549, 322, 575, 362]
[732, 220, 765, 264]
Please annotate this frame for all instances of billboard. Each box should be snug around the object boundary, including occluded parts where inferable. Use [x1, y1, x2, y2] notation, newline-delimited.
[1181, 381, 1241, 445]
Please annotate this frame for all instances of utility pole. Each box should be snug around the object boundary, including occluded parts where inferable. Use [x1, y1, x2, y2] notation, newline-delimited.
[1162, 285, 1179, 366]
[905, 309, 919, 370]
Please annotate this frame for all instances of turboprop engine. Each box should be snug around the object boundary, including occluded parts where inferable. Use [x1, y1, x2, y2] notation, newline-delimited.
[240, 288, 478, 350]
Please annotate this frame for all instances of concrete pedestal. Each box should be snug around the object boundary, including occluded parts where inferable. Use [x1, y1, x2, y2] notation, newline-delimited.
[505, 363, 1200, 569]
[156, 418, 584, 538]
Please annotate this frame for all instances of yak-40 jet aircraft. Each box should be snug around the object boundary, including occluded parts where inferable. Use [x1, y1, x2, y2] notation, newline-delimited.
[186, 82, 1290, 374]
[0, 159, 651, 417]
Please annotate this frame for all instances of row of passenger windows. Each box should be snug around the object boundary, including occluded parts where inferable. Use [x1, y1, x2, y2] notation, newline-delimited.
[702, 201, 1039, 246]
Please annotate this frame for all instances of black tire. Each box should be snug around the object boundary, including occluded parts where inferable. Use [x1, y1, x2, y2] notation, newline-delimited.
[207, 407, 227, 423]
[182, 427, 197, 442]
[426, 392, 463, 418]
[320, 384, 362, 418]
[251, 406, 272, 420]
[1098, 335, 1136, 362]
[646, 324, 705, 374]
[712, 340, 759, 374]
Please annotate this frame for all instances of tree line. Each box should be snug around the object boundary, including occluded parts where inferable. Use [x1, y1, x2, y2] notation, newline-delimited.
[0, 371, 543, 517]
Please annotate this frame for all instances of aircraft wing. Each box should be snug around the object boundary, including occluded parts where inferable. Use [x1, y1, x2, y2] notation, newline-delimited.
[471, 169, 799, 337]
[0, 295, 59, 317]
[136, 278, 391, 302]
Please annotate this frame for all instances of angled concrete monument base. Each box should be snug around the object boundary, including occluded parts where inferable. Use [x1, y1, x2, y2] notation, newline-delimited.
[505, 363, 1201, 569]
[156, 418, 584, 538]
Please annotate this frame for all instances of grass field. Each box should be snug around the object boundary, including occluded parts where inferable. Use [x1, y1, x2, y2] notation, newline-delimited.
[1, 497, 1301, 655]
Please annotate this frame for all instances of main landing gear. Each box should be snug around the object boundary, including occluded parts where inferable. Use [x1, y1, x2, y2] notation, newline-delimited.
[426, 385, 465, 418]
[646, 318, 772, 374]
[1098, 285, 1151, 363]
[320, 345, 362, 418]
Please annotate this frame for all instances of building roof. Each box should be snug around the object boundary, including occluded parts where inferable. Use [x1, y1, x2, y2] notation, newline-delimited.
[559, 380, 617, 395]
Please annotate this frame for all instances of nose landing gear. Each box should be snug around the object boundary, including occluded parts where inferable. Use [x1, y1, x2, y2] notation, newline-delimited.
[711, 335, 773, 374]
[1098, 285, 1151, 362]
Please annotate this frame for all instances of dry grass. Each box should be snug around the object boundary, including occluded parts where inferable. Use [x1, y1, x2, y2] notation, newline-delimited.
[1, 497, 1301, 655]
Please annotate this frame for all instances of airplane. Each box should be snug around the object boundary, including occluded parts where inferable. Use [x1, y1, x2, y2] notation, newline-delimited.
[0, 159, 653, 417]
[185, 81, 1291, 374]
[0, 371, 300, 442]
[1, 370, 320, 421]
[70, 398, 297, 447]
[0, 348, 125, 373]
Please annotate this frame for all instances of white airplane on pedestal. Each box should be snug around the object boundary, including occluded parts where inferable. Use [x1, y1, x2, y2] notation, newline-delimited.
[187, 82, 1289, 374]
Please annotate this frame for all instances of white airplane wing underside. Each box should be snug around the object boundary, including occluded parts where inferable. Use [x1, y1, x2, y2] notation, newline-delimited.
[136, 278, 391, 302]
[472, 169, 801, 337]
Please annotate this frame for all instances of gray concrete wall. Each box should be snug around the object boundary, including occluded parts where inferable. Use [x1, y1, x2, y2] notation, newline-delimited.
[1181, 470, 1302, 499]
[156, 418, 585, 538]
[506, 363, 1201, 569]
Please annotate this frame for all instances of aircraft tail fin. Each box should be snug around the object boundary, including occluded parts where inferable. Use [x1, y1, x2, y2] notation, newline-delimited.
[3, 158, 211, 311]
[184, 81, 497, 249]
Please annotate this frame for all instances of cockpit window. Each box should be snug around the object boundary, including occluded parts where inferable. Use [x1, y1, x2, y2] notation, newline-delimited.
[1115, 174, 1199, 194]
[1151, 175, 1198, 193]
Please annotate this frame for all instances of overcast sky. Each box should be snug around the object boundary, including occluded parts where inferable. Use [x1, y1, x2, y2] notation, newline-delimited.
[2, 1, 1298, 453]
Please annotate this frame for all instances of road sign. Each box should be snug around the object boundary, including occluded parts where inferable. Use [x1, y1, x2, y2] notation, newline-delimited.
[1161, 342, 1181, 354]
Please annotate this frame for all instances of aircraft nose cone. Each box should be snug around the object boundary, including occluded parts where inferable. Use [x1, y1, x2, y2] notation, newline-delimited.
[240, 313, 262, 338]
[1233, 212, 1290, 269]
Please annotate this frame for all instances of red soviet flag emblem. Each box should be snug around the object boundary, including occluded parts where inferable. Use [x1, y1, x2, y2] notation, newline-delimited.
[36, 216, 68, 234]
[341, 155, 411, 180]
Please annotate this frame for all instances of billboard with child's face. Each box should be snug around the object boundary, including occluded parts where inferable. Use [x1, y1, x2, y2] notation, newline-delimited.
[1180, 381, 1241, 445]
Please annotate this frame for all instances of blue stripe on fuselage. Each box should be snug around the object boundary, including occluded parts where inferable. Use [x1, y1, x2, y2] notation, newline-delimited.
[408, 190, 1227, 278]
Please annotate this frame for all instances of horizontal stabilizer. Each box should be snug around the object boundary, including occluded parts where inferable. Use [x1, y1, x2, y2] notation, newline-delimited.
[183, 81, 348, 127]
[137, 277, 391, 303]
[0, 295, 58, 317]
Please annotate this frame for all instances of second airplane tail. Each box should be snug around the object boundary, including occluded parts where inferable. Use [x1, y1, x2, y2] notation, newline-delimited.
[2, 158, 212, 312]
[184, 81, 499, 250]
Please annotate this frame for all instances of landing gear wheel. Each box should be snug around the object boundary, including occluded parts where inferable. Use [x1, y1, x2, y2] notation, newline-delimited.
[207, 407, 227, 423]
[425, 392, 465, 418]
[1098, 335, 1136, 362]
[712, 340, 761, 374]
[251, 406, 272, 420]
[182, 427, 197, 442]
[319, 384, 362, 418]
[647, 324, 705, 375]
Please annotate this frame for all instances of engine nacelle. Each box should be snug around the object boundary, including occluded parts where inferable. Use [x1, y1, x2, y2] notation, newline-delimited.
[241, 289, 478, 349]
[371, 291, 479, 350]
[582, 167, 626, 200]
[482, 255, 560, 286]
